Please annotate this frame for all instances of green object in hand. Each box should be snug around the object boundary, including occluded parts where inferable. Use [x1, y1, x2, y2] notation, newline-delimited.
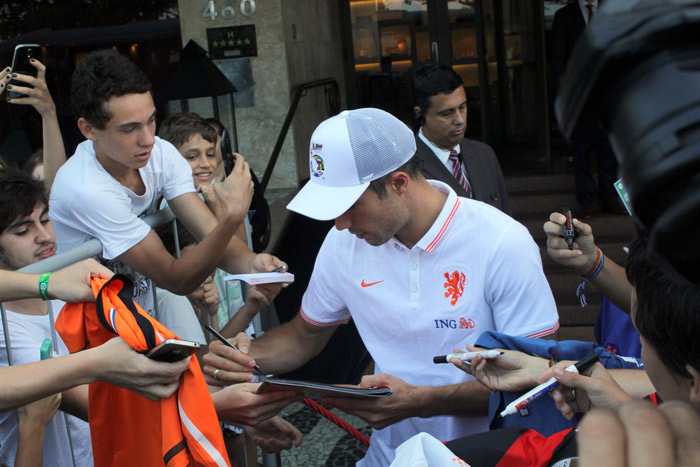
[40, 338, 52, 360]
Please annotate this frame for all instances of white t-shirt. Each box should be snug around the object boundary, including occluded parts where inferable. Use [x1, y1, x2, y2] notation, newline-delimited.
[0, 301, 93, 467]
[50, 137, 195, 315]
[300, 181, 559, 466]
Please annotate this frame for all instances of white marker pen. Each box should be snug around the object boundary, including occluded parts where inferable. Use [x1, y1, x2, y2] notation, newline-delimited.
[433, 350, 503, 364]
[498, 352, 599, 418]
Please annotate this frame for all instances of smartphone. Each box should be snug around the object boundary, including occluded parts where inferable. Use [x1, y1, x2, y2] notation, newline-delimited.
[221, 128, 235, 176]
[146, 338, 200, 362]
[8, 44, 41, 99]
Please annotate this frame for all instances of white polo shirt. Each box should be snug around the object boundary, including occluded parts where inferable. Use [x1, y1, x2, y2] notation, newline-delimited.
[301, 180, 559, 467]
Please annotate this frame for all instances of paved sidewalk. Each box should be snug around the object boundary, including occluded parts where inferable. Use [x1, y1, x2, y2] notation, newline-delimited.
[257, 401, 370, 466]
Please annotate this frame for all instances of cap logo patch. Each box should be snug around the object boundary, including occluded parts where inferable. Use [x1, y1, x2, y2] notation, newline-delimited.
[310, 154, 325, 177]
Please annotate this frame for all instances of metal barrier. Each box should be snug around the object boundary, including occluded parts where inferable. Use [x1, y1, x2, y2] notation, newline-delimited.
[0, 206, 276, 467]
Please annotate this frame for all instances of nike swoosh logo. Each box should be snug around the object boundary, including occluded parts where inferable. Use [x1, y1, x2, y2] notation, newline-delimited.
[361, 279, 384, 287]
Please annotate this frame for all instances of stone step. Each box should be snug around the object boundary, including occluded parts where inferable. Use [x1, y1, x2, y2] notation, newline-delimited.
[509, 190, 579, 217]
[557, 303, 599, 326]
[553, 289, 601, 307]
[505, 173, 575, 194]
[558, 326, 596, 342]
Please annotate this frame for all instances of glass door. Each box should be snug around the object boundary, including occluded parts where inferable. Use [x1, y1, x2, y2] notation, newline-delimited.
[347, 0, 430, 124]
[343, 0, 550, 171]
[474, 0, 550, 169]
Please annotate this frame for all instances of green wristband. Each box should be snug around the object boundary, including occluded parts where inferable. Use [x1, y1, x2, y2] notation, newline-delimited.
[39, 272, 51, 301]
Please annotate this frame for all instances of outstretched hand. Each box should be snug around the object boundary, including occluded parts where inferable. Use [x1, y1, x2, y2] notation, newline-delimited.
[92, 337, 190, 401]
[49, 259, 114, 303]
[210, 153, 253, 227]
[322, 373, 422, 429]
[244, 415, 303, 453]
[211, 383, 301, 426]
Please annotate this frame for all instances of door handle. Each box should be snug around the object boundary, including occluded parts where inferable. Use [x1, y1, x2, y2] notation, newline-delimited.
[431, 41, 439, 62]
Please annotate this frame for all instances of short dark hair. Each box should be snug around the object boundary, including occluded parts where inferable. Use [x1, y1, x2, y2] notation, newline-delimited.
[71, 49, 152, 129]
[368, 155, 422, 198]
[204, 117, 225, 138]
[626, 235, 700, 379]
[158, 112, 218, 149]
[0, 168, 48, 235]
[413, 62, 464, 114]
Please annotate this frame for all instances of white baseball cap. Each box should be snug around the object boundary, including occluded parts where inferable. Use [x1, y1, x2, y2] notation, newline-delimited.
[287, 108, 416, 221]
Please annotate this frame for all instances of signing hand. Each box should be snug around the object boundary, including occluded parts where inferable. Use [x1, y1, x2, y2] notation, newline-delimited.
[202, 333, 259, 385]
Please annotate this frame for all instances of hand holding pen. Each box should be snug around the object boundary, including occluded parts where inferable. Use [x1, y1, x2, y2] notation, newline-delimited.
[499, 353, 599, 418]
[205, 325, 265, 375]
[547, 360, 634, 420]
[201, 327, 268, 386]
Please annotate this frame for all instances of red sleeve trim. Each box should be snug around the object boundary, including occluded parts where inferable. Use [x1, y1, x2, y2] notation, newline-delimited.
[525, 322, 560, 339]
[300, 307, 349, 327]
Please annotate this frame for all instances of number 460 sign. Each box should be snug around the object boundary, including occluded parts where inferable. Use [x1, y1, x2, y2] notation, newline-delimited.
[202, 0, 256, 20]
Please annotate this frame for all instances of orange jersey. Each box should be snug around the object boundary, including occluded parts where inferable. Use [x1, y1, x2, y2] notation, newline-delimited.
[56, 275, 230, 467]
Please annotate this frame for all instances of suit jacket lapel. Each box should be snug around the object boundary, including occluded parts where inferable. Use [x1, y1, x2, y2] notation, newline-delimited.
[415, 136, 469, 197]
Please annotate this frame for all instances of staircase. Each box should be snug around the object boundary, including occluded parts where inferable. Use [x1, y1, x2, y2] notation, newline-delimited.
[506, 174, 636, 342]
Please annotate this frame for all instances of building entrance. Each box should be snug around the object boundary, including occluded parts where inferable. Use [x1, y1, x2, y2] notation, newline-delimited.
[342, 0, 551, 173]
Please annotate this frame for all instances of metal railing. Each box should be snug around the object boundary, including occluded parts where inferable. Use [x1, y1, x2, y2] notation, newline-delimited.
[0, 206, 276, 467]
[260, 78, 340, 194]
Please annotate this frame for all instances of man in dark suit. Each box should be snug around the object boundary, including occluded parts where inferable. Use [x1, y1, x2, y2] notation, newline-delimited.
[412, 62, 511, 215]
[551, 0, 623, 218]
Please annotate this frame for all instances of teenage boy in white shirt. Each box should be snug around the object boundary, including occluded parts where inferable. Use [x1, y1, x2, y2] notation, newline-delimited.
[50, 49, 285, 317]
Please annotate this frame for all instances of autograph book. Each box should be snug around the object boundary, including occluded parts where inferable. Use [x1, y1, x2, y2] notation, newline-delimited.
[224, 272, 295, 285]
[256, 378, 393, 399]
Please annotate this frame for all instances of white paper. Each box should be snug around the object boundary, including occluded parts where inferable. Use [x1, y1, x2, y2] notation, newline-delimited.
[224, 272, 295, 284]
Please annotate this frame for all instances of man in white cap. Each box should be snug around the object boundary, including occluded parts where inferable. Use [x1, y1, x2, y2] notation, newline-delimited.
[204, 108, 559, 465]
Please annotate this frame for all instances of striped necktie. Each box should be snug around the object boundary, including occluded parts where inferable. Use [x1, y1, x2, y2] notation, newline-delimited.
[449, 150, 472, 198]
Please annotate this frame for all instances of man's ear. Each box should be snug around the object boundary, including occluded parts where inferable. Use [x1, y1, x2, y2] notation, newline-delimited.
[77, 117, 97, 141]
[413, 106, 424, 125]
[389, 171, 409, 195]
[686, 364, 700, 403]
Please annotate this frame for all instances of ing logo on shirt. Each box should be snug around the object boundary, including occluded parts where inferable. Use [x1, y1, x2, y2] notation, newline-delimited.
[433, 317, 475, 329]
[444, 270, 466, 305]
